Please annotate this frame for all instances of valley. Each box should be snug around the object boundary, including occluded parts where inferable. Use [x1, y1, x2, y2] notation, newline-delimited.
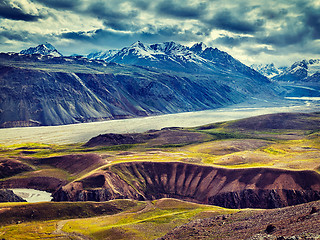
[0, 112, 319, 239]
[0, 98, 319, 145]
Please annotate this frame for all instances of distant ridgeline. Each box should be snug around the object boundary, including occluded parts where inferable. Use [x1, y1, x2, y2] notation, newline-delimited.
[0, 41, 280, 127]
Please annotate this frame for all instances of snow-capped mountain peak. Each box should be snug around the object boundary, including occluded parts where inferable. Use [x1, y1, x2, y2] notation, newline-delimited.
[20, 43, 62, 57]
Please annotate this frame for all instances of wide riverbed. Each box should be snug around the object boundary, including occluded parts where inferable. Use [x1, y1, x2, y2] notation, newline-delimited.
[1, 99, 319, 145]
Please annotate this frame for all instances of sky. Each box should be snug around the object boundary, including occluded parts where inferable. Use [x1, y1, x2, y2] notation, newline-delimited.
[0, 0, 319, 66]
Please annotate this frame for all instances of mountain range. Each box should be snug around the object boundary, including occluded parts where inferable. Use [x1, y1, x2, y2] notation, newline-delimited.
[88, 41, 265, 80]
[0, 41, 308, 128]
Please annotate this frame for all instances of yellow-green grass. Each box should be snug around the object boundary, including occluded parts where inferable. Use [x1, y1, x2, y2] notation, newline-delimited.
[175, 133, 319, 170]
[61, 198, 239, 240]
[0, 142, 86, 159]
[0, 200, 141, 226]
[0, 220, 61, 240]
[0, 199, 239, 240]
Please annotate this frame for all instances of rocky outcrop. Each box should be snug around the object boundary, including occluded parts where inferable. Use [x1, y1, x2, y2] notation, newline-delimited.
[52, 162, 320, 209]
[0, 189, 26, 202]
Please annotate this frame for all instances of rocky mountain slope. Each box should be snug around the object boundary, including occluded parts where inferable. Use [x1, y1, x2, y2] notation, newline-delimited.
[52, 161, 320, 209]
[0, 48, 279, 127]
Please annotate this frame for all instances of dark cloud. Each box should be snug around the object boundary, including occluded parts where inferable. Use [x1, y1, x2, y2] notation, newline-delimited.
[0, 27, 49, 45]
[0, 0, 43, 21]
[60, 29, 132, 48]
[213, 36, 252, 47]
[103, 20, 140, 31]
[206, 9, 264, 34]
[258, 27, 309, 47]
[87, 1, 138, 21]
[33, 0, 139, 23]
[132, 0, 151, 10]
[303, 6, 320, 39]
[155, 1, 208, 19]
[60, 24, 203, 49]
[0, 29, 25, 41]
[32, 0, 79, 10]
[260, 8, 288, 20]
[60, 31, 92, 41]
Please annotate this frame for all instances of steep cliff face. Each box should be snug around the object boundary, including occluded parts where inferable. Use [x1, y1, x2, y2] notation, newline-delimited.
[52, 162, 320, 209]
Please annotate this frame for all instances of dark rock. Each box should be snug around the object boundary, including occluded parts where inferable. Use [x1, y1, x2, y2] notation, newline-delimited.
[265, 224, 276, 234]
[310, 207, 318, 214]
[0, 189, 26, 202]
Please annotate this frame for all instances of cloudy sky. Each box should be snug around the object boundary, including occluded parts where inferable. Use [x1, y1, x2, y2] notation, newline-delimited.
[0, 0, 319, 66]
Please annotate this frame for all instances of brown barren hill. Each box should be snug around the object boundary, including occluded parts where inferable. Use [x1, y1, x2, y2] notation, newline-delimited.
[31, 154, 106, 175]
[84, 128, 209, 147]
[52, 162, 320, 209]
[227, 112, 320, 130]
[0, 159, 33, 178]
